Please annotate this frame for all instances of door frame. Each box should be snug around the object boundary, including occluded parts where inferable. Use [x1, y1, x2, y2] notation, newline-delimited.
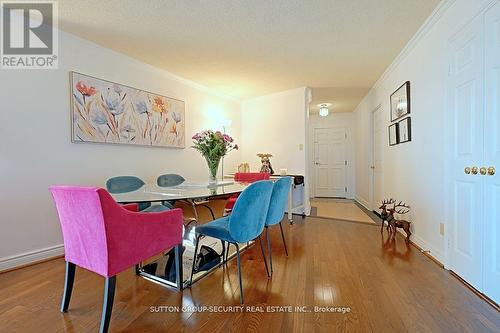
[369, 104, 383, 211]
[310, 126, 353, 198]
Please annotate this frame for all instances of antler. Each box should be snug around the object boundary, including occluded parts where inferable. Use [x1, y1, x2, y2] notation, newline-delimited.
[381, 198, 396, 205]
[394, 201, 410, 214]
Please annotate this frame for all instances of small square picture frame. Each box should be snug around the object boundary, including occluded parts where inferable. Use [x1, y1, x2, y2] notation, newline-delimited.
[398, 117, 412, 143]
[389, 123, 399, 146]
[390, 81, 411, 122]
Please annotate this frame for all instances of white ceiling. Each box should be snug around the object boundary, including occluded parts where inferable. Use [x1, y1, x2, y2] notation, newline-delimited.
[58, 0, 440, 109]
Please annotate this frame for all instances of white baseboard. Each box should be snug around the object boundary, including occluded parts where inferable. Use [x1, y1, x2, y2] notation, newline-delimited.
[353, 195, 444, 264]
[0, 244, 64, 272]
[354, 195, 371, 210]
[406, 231, 444, 264]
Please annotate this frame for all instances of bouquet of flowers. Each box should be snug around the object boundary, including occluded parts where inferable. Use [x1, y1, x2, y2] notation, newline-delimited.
[192, 130, 238, 184]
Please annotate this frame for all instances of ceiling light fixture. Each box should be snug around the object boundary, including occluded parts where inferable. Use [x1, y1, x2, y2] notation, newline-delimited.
[318, 104, 329, 117]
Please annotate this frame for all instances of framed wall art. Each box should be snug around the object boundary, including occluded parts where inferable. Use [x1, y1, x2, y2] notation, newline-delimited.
[398, 117, 412, 143]
[70, 71, 185, 148]
[389, 123, 399, 146]
[390, 81, 410, 122]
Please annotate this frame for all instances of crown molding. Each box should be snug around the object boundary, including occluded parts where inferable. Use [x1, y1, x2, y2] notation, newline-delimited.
[354, 0, 457, 112]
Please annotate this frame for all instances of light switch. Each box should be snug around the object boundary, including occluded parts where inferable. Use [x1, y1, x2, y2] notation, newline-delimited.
[439, 223, 445, 236]
[299, 144, 304, 151]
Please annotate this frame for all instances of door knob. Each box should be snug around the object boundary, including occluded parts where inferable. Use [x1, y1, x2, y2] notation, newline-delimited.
[464, 167, 471, 174]
[480, 167, 487, 175]
[370, 166, 375, 169]
[471, 166, 479, 175]
[488, 166, 496, 176]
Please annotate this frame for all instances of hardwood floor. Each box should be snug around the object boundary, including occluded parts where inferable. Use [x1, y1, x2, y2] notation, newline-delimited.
[0, 215, 499, 332]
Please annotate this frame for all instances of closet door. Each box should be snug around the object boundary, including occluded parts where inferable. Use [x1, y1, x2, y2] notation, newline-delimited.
[484, 1, 500, 305]
[447, 15, 485, 291]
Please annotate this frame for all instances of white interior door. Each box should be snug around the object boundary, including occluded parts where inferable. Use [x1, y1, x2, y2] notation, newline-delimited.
[371, 107, 384, 210]
[448, 16, 485, 292]
[484, 1, 500, 304]
[314, 128, 347, 197]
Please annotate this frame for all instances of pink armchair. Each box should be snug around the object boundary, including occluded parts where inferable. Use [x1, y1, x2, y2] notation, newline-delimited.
[49, 186, 183, 333]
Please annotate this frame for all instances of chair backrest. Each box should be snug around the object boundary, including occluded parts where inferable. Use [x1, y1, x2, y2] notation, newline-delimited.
[106, 176, 145, 193]
[266, 177, 292, 226]
[50, 185, 183, 277]
[157, 174, 185, 187]
[234, 172, 270, 183]
[49, 186, 110, 276]
[228, 180, 274, 243]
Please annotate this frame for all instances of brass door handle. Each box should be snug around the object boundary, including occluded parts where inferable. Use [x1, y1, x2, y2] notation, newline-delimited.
[471, 166, 479, 175]
[488, 166, 495, 176]
[464, 167, 471, 174]
[480, 167, 487, 175]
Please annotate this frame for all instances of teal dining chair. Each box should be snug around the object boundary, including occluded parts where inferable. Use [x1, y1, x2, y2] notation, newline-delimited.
[265, 177, 292, 275]
[157, 173, 215, 222]
[106, 176, 173, 212]
[189, 180, 274, 304]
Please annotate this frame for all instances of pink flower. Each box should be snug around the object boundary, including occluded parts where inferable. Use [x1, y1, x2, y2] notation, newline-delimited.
[223, 134, 233, 142]
[76, 81, 96, 97]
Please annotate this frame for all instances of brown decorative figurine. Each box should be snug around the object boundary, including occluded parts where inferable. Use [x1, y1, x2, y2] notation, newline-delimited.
[387, 201, 412, 242]
[257, 153, 274, 174]
[379, 198, 396, 233]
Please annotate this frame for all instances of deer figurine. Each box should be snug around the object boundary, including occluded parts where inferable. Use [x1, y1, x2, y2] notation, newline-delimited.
[387, 201, 412, 242]
[379, 198, 396, 233]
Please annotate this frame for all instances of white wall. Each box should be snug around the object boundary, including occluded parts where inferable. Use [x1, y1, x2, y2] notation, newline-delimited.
[308, 112, 356, 199]
[353, 0, 494, 262]
[0, 30, 242, 270]
[241, 87, 310, 212]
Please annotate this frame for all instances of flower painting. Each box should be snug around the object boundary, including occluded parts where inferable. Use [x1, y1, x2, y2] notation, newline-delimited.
[70, 72, 185, 148]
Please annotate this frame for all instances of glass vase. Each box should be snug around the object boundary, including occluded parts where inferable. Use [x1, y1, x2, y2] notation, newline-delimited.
[206, 156, 221, 186]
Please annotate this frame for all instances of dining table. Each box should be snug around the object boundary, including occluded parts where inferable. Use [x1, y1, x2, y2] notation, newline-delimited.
[111, 180, 247, 205]
[110, 179, 297, 290]
[111, 181, 252, 290]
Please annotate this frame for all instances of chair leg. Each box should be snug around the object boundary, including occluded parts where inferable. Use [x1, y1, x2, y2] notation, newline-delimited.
[258, 235, 271, 277]
[99, 276, 116, 333]
[174, 244, 183, 291]
[234, 243, 244, 304]
[60, 261, 76, 312]
[225, 242, 231, 263]
[184, 218, 196, 228]
[266, 227, 273, 274]
[200, 204, 216, 220]
[190, 234, 201, 286]
[221, 240, 227, 264]
[279, 221, 289, 257]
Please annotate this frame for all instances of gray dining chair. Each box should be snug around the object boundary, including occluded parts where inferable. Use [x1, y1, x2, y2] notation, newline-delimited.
[156, 173, 215, 223]
[106, 176, 172, 212]
[157, 174, 185, 187]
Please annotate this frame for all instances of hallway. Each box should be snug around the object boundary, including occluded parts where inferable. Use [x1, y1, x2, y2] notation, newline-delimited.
[309, 198, 374, 224]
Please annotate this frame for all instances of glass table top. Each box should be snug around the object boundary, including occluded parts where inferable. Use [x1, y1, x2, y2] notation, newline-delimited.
[111, 181, 248, 203]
